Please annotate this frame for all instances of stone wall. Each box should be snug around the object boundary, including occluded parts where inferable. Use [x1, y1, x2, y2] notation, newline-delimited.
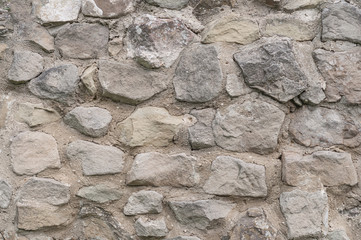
[0, 0, 360, 239]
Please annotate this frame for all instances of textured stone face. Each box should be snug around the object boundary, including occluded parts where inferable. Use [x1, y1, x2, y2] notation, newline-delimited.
[76, 185, 122, 203]
[0, 180, 11, 209]
[134, 217, 168, 237]
[145, 0, 189, 9]
[82, 0, 135, 18]
[281, 0, 323, 10]
[22, 23, 55, 53]
[16, 102, 61, 127]
[32, 0, 81, 24]
[166, 237, 201, 240]
[123, 190, 163, 215]
[8, 51, 43, 84]
[188, 108, 216, 150]
[234, 37, 308, 103]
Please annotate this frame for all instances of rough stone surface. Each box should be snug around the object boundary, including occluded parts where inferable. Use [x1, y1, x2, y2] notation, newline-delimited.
[169, 200, 235, 230]
[23, 23, 55, 53]
[134, 217, 168, 237]
[64, 106, 112, 137]
[280, 189, 328, 239]
[327, 230, 350, 240]
[281, 0, 324, 10]
[213, 100, 285, 155]
[226, 74, 252, 98]
[28, 64, 79, 103]
[0, 180, 11, 208]
[82, 0, 135, 18]
[126, 15, 195, 68]
[127, 152, 198, 187]
[16, 102, 61, 127]
[80, 64, 97, 97]
[166, 237, 200, 240]
[145, 0, 189, 9]
[173, 44, 222, 103]
[98, 60, 168, 104]
[76, 185, 122, 203]
[321, 2, 361, 44]
[234, 37, 308, 103]
[10, 131, 61, 175]
[204, 156, 267, 197]
[32, 0, 81, 24]
[193, 0, 234, 18]
[55, 23, 109, 59]
[188, 108, 215, 150]
[67, 140, 124, 176]
[117, 107, 184, 147]
[123, 190, 163, 215]
[8, 51, 43, 84]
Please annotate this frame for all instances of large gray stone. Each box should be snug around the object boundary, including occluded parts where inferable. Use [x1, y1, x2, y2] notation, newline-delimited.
[135, 217, 168, 237]
[32, 0, 81, 24]
[55, 23, 109, 59]
[8, 51, 43, 84]
[204, 156, 267, 197]
[173, 44, 223, 103]
[127, 152, 198, 187]
[234, 37, 308, 103]
[98, 60, 168, 105]
[82, 0, 135, 18]
[64, 106, 112, 137]
[123, 190, 163, 215]
[76, 185, 122, 203]
[67, 140, 124, 176]
[145, 0, 189, 9]
[10, 131, 61, 175]
[213, 100, 285, 155]
[188, 108, 216, 149]
[22, 23, 55, 53]
[0, 180, 11, 209]
[16, 102, 61, 127]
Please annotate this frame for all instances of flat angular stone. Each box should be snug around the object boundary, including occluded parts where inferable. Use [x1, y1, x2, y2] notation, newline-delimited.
[23, 24, 55, 53]
[16, 102, 61, 127]
[123, 190, 163, 215]
[8, 51, 43, 84]
[169, 200, 235, 230]
[166, 237, 200, 240]
[226, 74, 252, 97]
[204, 156, 267, 197]
[193, 0, 234, 18]
[64, 106, 112, 137]
[82, 0, 135, 18]
[135, 217, 168, 237]
[0, 180, 11, 209]
[188, 108, 216, 150]
[127, 152, 198, 187]
[321, 2, 361, 44]
[213, 100, 285, 155]
[173, 44, 223, 103]
[234, 37, 308, 103]
[327, 230, 350, 240]
[55, 23, 109, 59]
[126, 15, 195, 68]
[81, 64, 97, 97]
[281, 0, 324, 10]
[145, 0, 189, 9]
[280, 189, 328, 239]
[76, 185, 122, 203]
[28, 64, 79, 103]
[98, 60, 168, 105]
[32, 0, 81, 24]
[10, 131, 60, 175]
[67, 140, 124, 176]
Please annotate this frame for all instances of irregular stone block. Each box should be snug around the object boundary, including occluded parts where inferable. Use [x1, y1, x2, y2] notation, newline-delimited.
[8, 51, 43, 84]
[23, 23, 55, 53]
[213, 100, 285, 155]
[135, 217, 168, 237]
[127, 152, 198, 187]
[166, 237, 201, 240]
[145, 0, 189, 9]
[281, 0, 324, 10]
[123, 190, 163, 215]
[193, 0, 234, 18]
[32, 0, 81, 24]
[10, 131, 61, 175]
[16, 102, 61, 127]
[76, 185, 122, 203]
[226, 74, 252, 98]
[82, 0, 135, 18]
[67, 140, 124, 176]
[0, 180, 11, 208]
[327, 230, 350, 240]
[81, 64, 97, 97]
[188, 108, 216, 150]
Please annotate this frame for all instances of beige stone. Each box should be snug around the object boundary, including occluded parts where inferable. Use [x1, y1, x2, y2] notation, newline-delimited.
[32, 0, 81, 24]
[16, 102, 61, 127]
[281, 0, 324, 11]
[0, 43, 8, 59]
[81, 64, 97, 96]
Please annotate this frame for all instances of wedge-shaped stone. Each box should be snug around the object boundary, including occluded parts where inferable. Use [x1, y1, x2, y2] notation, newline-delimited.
[16, 102, 61, 127]
[281, 0, 324, 10]
[135, 217, 168, 237]
[0, 180, 11, 209]
[32, 0, 81, 24]
[76, 185, 122, 203]
[82, 0, 135, 18]
[124, 190, 163, 215]
[8, 51, 43, 84]
[145, 0, 188, 9]
[188, 108, 216, 150]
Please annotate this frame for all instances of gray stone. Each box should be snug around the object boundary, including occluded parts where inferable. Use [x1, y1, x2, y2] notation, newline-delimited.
[32, 0, 81, 24]
[135, 217, 168, 237]
[300, 87, 326, 105]
[0, 180, 11, 208]
[23, 23, 55, 53]
[280, 189, 328, 239]
[173, 44, 223, 103]
[76, 185, 122, 203]
[28, 64, 79, 103]
[126, 14, 195, 68]
[8, 51, 43, 84]
[204, 156, 267, 197]
[127, 152, 198, 187]
[166, 237, 200, 240]
[327, 230, 350, 240]
[123, 190, 163, 215]
[64, 106, 112, 137]
[80, 64, 97, 97]
[67, 140, 124, 176]
[16, 102, 61, 127]
[281, 0, 324, 10]
[234, 37, 308, 103]
[169, 200, 235, 230]
[193, 0, 234, 18]
[98, 60, 168, 105]
[82, 0, 135, 18]
[226, 74, 252, 98]
[322, 2, 361, 44]
[10, 131, 61, 175]
[55, 23, 109, 59]
[145, 0, 189, 9]
[188, 108, 216, 150]
[213, 100, 285, 155]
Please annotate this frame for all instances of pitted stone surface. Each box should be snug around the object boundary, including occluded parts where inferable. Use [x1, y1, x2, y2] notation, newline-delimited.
[82, 0, 135, 18]
[8, 51, 43, 84]
[0, 180, 11, 209]
[145, 0, 189, 9]
[32, 0, 81, 24]
[135, 217, 168, 237]
[123, 190, 163, 215]
[76, 185, 122, 203]
[188, 108, 216, 149]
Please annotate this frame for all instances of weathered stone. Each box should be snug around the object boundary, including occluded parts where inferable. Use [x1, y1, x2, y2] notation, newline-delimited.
[281, 0, 324, 11]
[82, 0, 135, 18]
[67, 140, 124, 176]
[98, 60, 168, 104]
[23, 23, 55, 53]
[127, 152, 198, 187]
[117, 107, 184, 147]
[145, 0, 189, 9]
[82, 218, 116, 240]
[213, 100, 285, 155]
[10, 131, 60, 175]
[204, 156, 267, 197]
[64, 106, 112, 137]
[321, 2, 361, 45]
[0, 43, 8, 59]
[234, 37, 308, 102]
[280, 189, 328, 239]
[173, 44, 222, 103]
[327, 230, 350, 240]
[300, 87, 326, 105]
[32, 0, 81, 24]
[166, 237, 200, 240]
[0, 180, 11, 208]
[126, 15, 195, 68]
[135, 217, 168, 237]
[28, 64, 79, 103]
[169, 200, 235, 230]
[16, 102, 61, 127]
[8, 51, 43, 84]
[188, 108, 215, 150]
[226, 74, 252, 98]
[201, 14, 260, 44]
[76, 185, 122, 203]
[313, 47, 361, 104]
[193, 0, 234, 18]
[55, 23, 109, 59]
[123, 190, 163, 215]
[81, 64, 97, 97]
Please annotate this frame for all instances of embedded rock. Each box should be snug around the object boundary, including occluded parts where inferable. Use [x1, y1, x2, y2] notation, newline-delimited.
[226, 74, 252, 97]
[80, 64, 97, 97]
[8, 51, 43, 84]
[76, 185, 122, 203]
[32, 0, 81, 24]
[188, 108, 216, 149]
[23, 23, 55, 53]
[123, 190, 163, 215]
[82, 0, 135, 18]
[193, 0, 234, 18]
[16, 102, 61, 127]
[166, 237, 200, 240]
[0, 180, 11, 208]
[135, 217, 168, 237]
[145, 0, 189, 9]
[281, 0, 324, 10]
[327, 230, 351, 240]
